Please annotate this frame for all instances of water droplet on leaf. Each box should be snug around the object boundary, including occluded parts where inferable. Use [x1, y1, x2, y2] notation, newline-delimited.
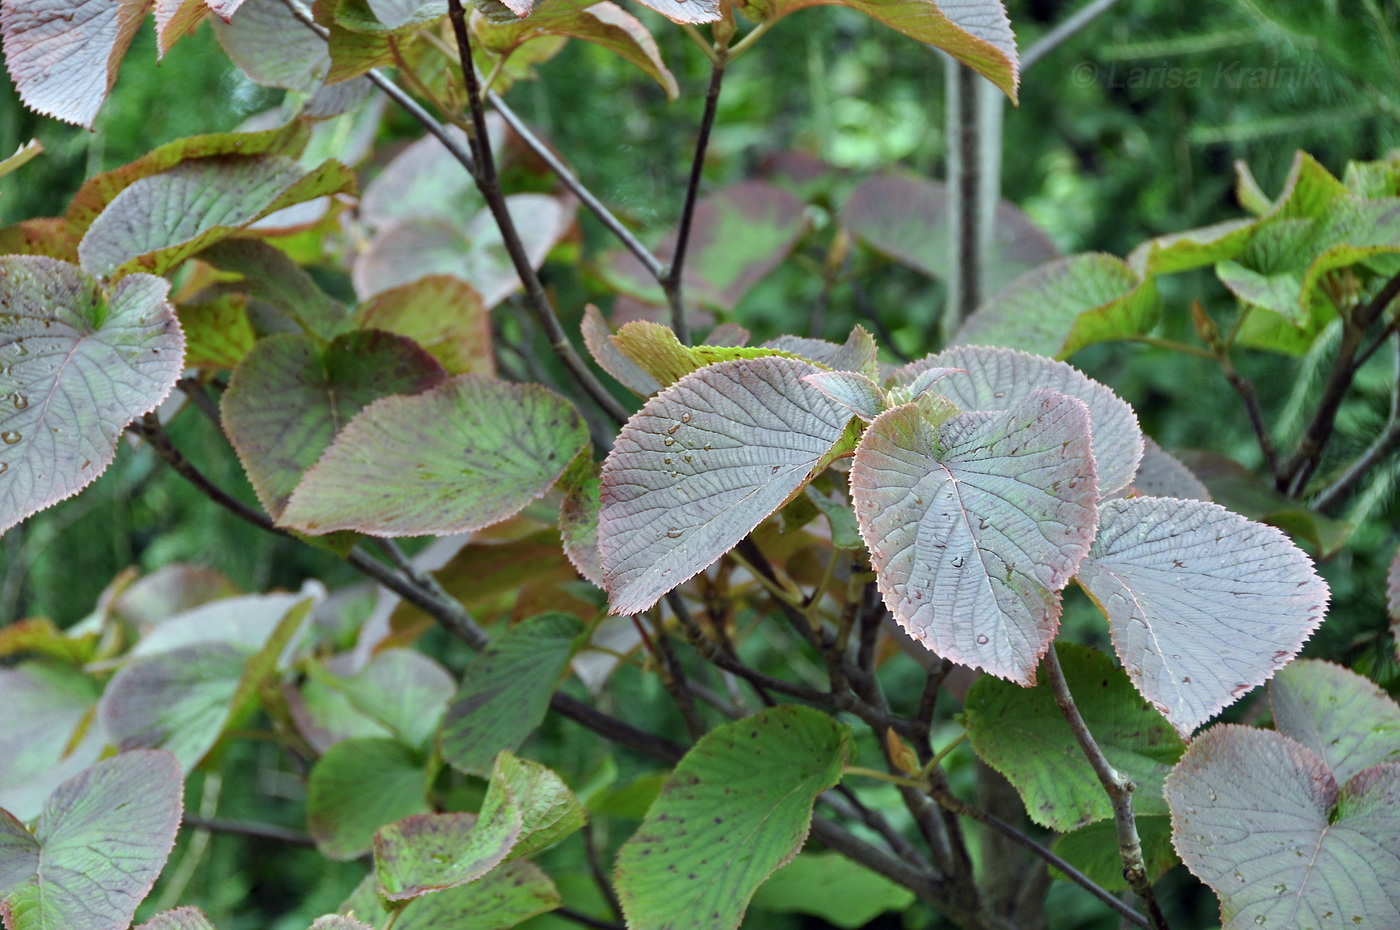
[1, 431, 20, 444]
[10, 393, 26, 409]
[681, 412, 691, 423]
[975, 634, 989, 645]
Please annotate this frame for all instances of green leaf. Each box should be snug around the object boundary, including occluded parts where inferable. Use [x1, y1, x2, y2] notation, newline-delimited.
[473, 0, 679, 100]
[0, 0, 149, 128]
[841, 173, 1056, 286]
[340, 862, 561, 930]
[280, 376, 589, 536]
[0, 257, 183, 535]
[222, 331, 447, 518]
[308, 916, 373, 930]
[609, 320, 810, 389]
[440, 612, 583, 777]
[307, 737, 431, 861]
[953, 253, 1162, 359]
[78, 155, 356, 278]
[614, 705, 850, 930]
[0, 751, 183, 930]
[1173, 450, 1351, 556]
[1270, 660, 1400, 784]
[374, 803, 522, 900]
[1165, 725, 1400, 930]
[490, 753, 586, 860]
[1125, 217, 1257, 276]
[599, 357, 853, 615]
[358, 124, 487, 230]
[963, 644, 1186, 831]
[353, 276, 494, 375]
[317, 649, 456, 753]
[176, 293, 256, 371]
[558, 452, 606, 588]
[751, 851, 915, 928]
[0, 663, 104, 822]
[732, 0, 1018, 101]
[198, 238, 350, 342]
[97, 643, 248, 771]
[1049, 816, 1177, 893]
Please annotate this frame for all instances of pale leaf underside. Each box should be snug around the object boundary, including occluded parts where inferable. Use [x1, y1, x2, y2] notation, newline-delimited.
[1165, 725, 1400, 930]
[0, 257, 184, 535]
[893, 345, 1143, 497]
[850, 389, 1099, 682]
[598, 356, 852, 616]
[1077, 497, 1329, 735]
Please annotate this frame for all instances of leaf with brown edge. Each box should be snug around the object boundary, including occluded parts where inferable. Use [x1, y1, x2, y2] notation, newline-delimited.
[850, 390, 1098, 683]
[280, 376, 588, 536]
[1, 0, 151, 129]
[0, 257, 183, 536]
[598, 357, 853, 616]
[558, 452, 606, 587]
[353, 276, 494, 375]
[472, 0, 679, 100]
[582, 304, 661, 396]
[78, 155, 356, 279]
[222, 331, 447, 518]
[374, 803, 521, 900]
[733, 0, 1017, 102]
[1076, 497, 1329, 736]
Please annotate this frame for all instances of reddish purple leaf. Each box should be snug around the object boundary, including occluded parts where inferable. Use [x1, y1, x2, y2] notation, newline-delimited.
[353, 276, 494, 376]
[802, 371, 885, 422]
[850, 390, 1099, 682]
[1077, 497, 1329, 735]
[764, 326, 879, 378]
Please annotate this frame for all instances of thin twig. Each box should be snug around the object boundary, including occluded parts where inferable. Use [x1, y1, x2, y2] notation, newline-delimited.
[647, 611, 709, 740]
[487, 90, 664, 280]
[662, 63, 726, 345]
[1217, 350, 1280, 477]
[181, 816, 315, 846]
[581, 822, 625, 922]
[555, 906, 624, 930]
[1312, 334, 1400, 510]
[1043, 648, 1169, 930]
[1280, 269, 1400, 494]
[445, 0, 632, 426]
[926, 788, 1150, 930]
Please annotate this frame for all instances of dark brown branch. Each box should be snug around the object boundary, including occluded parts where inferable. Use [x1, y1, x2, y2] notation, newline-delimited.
[1280, 269, 1400, 495]
[1312, 334, 1400, 510]
[1217, 351, 1279, 478]
[555, 907, 624, 930]
[926, 788, 1150, 929]
[1043, 648, 1168, 930]
[181, 816, 315, 846]
[581, 822, 625, 922]
[662, 64, 726, 346]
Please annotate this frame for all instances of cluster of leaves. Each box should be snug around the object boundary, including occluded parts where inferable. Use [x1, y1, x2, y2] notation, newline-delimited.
[1, 0, 1399, 927]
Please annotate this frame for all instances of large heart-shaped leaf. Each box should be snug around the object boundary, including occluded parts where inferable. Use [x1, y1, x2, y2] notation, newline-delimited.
[222, 331, 447, 517]
[850, 390, 1098, 682]
[0, 257, 183, 535]
[1270, 660, 1400, 785]
[964, 644, 1185, 831]
[0, 0, 149, 128]
[1165, 725, 1400, 930]
[439, 612, 582, 777]
[1076, 497, 1329, 736]
[952, 253, 1162, 359]
[598, 357, 853, 616]
[280, 375, 588, 536]
[0, 751, 183, 930]
[891, 345, 1143, 497]
[732, 0, 1017, 101]
[78, 155, 356, 278]
[615, 706, 850, 930]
